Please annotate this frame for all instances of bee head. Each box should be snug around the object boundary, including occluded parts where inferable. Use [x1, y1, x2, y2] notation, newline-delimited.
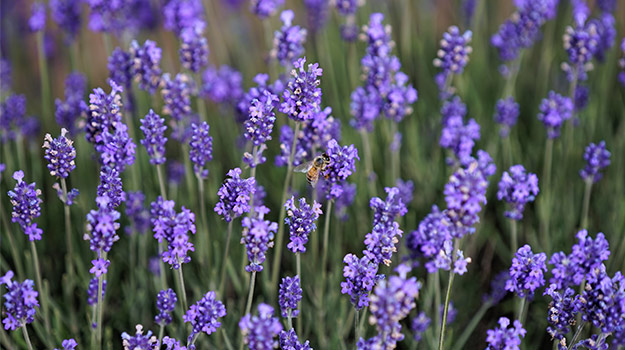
[322, 153, 330, 163]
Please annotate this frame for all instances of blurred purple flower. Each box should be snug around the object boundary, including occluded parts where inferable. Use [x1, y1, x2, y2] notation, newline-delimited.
[485, 317, 526, 350]
[493, 97, 519, 138]
[163, 0, 204, 36]
[444, 161, 488, 237]
[271, 10, 307, 67]
[250, 0, 284, 19]
[130, 40, 162, 95]
[434, 26, 472, 79]
[50, 0, 82, 41]
[497, 165, 539, 220]
[579, 141, 610, 183]
[162, 73, 193, 121]
[562, 21, 599, 82]
[0, 59, 11, 93]
[202, 65, 243, 106]
[87, 277, 106, 305]
[483, 271, 510, 305]
[1, 94, 26, 142]
[121, 324, 158, 350]
[0, 271, 38, 331]
[189, 121, 213, 179]
[140, 110, 167, 165]
[440, 112, 480, 164]
[239, 303, 283, 349]
[28, 2, 46, 32]
[411, 311, 430, 342]
[125, 191, 150, 235]
[537, 91, 573, 139]
[180, 23, 209, 73]
[55, 338, 78, 350]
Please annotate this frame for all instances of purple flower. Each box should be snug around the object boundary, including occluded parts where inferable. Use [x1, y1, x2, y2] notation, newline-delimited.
[241, 206, 278, 272]
[562, 21, 599, 82]
[406, 205, 450, 269]
[591, 13, 616, 62]
[250, 0, 284, 18]
[279, 328, 311, 350]
[161, 73, 193, 121]
[340, 253, 379, 310]
[85, 196, 121, 253]
[237, 73, 284, 124]
[202, 65, 243, 105]
[537, 91, 573, 139]
[244, 91, 279, 146]
[411, 311, 430, 342]
[7, 170, 43, 241]
[125, 191, 150, 235]
[394, 179, 414, 206]
[363, 222, 403, 266]
[497, 165, 539, 220]
[494, 97, 519, 137]
[544, 284, 580, 344]
[50, 0, 82, 41]
[364, 265, 420, 348]
[505, 245, 547, 299]
[96, 121, 136, 173]
[29, 2, 46, 32]
[163, 0, 204, 36]
[271, 10, 307, 66]
[168, 161, 186, 185]
[180, 23, 210, 73]
[0, 271, 38, 331]
[321, 139, 359, 200]
[188, 122, 213, 179]
[97, 167, 126, 209]
[280, 57, 323, 122]
[383, 72, 417, 122]
[55, 338, 78, 350]
[108, 48, 133, 90]
[549, 230, 610, 290]
[444, 161, 488, 237]
[121, 324, 159, 350]
[579, 141, 610, 183]
[161, 336, 187, 350]
[370, 187, 407, 227]
[440, 112, 480, 164]
[578, 265, 625, 335]
[279, 275, 302, 318]
[433, 26, 473, 78]
[1, 59, 11, 93]
[0, 94, 27, 142]
[55, 73, 88, 136]
[440, 302, 457, 324]
[155, 288, 177, 326]
[285, 196, 322, 253]
[359, 13, 398, 97]
[130, 40, 162, 95]
[87, 277, 106, 306]
[214, 168, 256, 222]
[90, 258, 110, 277]
[43, 128, 76, 179]
[333, 181, 357, 221]
[350, 86, 381, 132]
[303, 0, 328, 33]
[239, 303, 283, 350]
[184, 291, 226, 344]
[140, 110, 167, 165]
[485, 317, 527, 350]
[483, 271, 510, 305]
[153, 202, 196, 269]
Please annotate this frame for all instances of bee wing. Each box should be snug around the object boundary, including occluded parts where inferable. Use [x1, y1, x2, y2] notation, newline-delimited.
[293, 161, 313, 173]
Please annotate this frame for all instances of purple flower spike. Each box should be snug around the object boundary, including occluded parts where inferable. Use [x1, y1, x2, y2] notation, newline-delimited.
[537, 91, 573, 139]
[363, 265, 420, 348]
[434, 26, 473, 77]
[121, 324, 159, 350]
[85, 196, 121, 253]
[97, 167, 126, 209]
[244, 90, 279, 146]
[29, 2, 46, 32]
[485, 317, 526, 350]
[155, 289, 177, 326]
[578, 265, 625, 337]
[163, 0, 204, 36]
[411, 312, 430, 342]
[279, 275, 302, 318]
[579, 141, 610, 183]
[153, 204, 196, 269]
[340, 253, 379, 310]
[440, 110, 480, 164]
[544, 284, 580, 344]
[214, 168, 256, 222]
[363, 222, 403, 266]
[161, 73, 194, 121]
[50, 0, 82, 42]
[0, 271, 39, 331]
[279, 328, 311, 350]
[350, 86, 381, 132]
[241, 206, 278, 272]
[562, 21, 599, 82]
[271, 10, 307, 67]
[42, 128, 77, 179]
[505, 245, 547, 299]
[497, 165, 539, 220]
[493, 97, 519, 138]
[108, 48, 133, 90]
[130, 40, 162, 95]
[202, 65, 243, 106]
[280, 57, 323, 122]
[370, 187, 408, 228]
[7, 170, 43, 241]
[189, 122, 213, 179]
[285, 196, 322, 253]
[444, 161, 488, 237]
[406, 205, 450, 267]
[55, 338, 78, 350]
[140, 110, 167, 165]
[90, 258, 111, 277]
[322, 139, 359, 200]
[87, 277, 106, 305]
[250, 0, 284, 19]
[180, 23, 209, 73]
[239, 303, 283, 350]
[184, 291, 226, 344]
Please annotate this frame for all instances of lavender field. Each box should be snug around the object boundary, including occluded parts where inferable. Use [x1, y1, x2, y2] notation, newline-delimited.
[0, 0, 624, 349]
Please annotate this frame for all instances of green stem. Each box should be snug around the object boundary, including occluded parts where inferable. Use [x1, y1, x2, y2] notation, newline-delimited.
[61, 178, 75, 280]
[287, 309, 293, 332]
[390, 121, 399, 184]
[510, 219, 518, 256]
[359, 130, 376, 197]
[177, 264, 188, 312]
[219, 220, 234, 297]
[355, 310, 360, 346]
[156, 164, 168, 201]
[36, 32, 51, 126]
[197, 174, 210, 264]
[2, 218, 24, 279]
[540, 138, 554, 245]
[567, 321, 586, 350]
[96, 250, 105, 350]
[580, 180, 592, 229]
[240, 271, 257, 350]
[296, 253, 302, 337]
[158, 242, 168, 290]
[451, 302, 491, 350]
[158, 324, 164, 348]
[270, 122, 301, 293]
[438, 269, 456, 350]
[21, 325, 33, 350]
[434, 270, 442, 342]
[30, 241, 51, 341]
[320, 200, 333, 293]
[517, 297, 527, 326]
[222, 328, 235, 350]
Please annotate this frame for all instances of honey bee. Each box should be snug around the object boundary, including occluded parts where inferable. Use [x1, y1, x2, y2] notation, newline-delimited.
[293, 153, 331, 188]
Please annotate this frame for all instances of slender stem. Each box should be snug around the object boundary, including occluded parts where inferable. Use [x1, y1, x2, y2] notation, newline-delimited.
[156, 164, 168, 201]
[177, 265, 188, 312]
[580, 180, 592, 229]
[30, 241, 51, 339]
[96, 252, 104, 350]
[287, 309, 293, 331]
[540, 138, 554, 244]
[360, 130, 376, 197]
[270, 122, 301, 293]
[296, 253, 302, 337]
[320, 201, 333, 292]
[451, 302, 491, 350]
[567, 321, 586, 350]
[510, 219, 518, 256]
[434, 270, 442, 342]
[517, 297, 527, 326]
[158, 324, 164, 348]
[3, 220, 25, 279]
[219, 220, 234, 297]
[245, 271, 257, 316]
[197, 174, 210, 264]
[158, 242, 168, 290]
[222, 328, 235, 350]
[21, 325, 33, 350]
[61, 178, 75, 280]
[36, 32, 51, 125]
[355, 310, 360, 345]
[438, 270, 456, 350]
[543, 138, 554, 191]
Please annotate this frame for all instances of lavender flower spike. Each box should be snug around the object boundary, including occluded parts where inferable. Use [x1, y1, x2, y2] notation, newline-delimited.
[43, 128, 77, 178]
[485, 317, 526, 350]
[239, 303, 283, 350]
[189, 122, 213, 179]
[340, 253, 379, 310]
[505, 245, 547, 299]
[184, 291, 226, 345]
[271, 10, 307, 67]
[8, 170, 43, 241]
[579, 141, 610, 183]
[214, 168, 256, 222]
[121, 324, 159, 350]
[241, 206, 278, 272]
[285, 196, 322, 253]
[250, 0, 284, 19]
[537, 91, 573, 139]
[140, 110, 167, 165]
[280, 57, 323, 122]
[433, 26, 473, 76]
[322, 139, 359, 200]
[497, 165, 539, 220]
[155, 289, 177, 326]
[279, 275, 302, 317]
[0, 271, 39, 331]
[130, 40, 162, 95]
